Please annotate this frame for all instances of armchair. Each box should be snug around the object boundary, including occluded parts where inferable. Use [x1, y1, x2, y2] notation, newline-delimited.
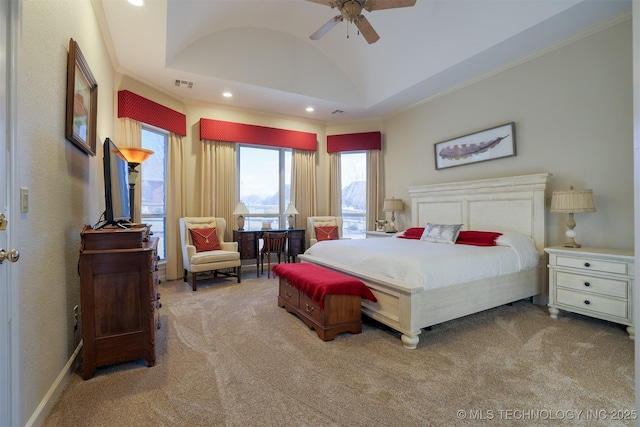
[179, 217, 241, 291]
[307, 216, 344, 246]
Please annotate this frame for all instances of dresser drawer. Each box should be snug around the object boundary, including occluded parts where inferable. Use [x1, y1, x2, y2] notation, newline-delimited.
[556, 255, 629, 275]
[556, 271, 628, 299]
[556, 288, 627, 319]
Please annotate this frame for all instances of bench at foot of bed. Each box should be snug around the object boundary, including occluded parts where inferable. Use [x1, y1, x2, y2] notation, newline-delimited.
[273, 263, 377, 341]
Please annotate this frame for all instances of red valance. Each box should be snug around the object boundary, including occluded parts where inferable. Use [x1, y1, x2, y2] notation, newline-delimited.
[327, 131, 381, 153]
[118, 90, 187, 136]
[200, 118, 317, 151]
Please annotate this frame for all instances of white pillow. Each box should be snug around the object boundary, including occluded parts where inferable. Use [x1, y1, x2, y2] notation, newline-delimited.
[420, 223, 463, 244]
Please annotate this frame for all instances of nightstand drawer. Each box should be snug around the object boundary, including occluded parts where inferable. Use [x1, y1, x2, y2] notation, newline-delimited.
[556, 255, 629, 275]
[556, 288, 627, 318]
[556, 271, 628, 298]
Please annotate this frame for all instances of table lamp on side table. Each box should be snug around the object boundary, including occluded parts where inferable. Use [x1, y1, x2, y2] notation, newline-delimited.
[383, 198, 404, 233]
[550, 186, 596, 248]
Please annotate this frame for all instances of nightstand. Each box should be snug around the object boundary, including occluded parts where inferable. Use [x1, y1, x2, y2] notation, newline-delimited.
[545, 246, 635, 339]
[365, 231, 396, 238]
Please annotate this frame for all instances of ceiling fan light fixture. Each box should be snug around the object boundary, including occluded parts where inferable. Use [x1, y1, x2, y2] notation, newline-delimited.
[340, 0, 363, 22]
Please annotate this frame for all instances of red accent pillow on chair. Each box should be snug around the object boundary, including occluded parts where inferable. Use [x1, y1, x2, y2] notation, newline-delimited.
[315, 226, 339, 242]
[189, 227, 222, 252]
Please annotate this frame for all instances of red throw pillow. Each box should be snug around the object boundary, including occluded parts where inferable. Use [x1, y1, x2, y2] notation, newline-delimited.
[189, 227, 222, 252]
[315, 226, 339, 242]
[456, 230, 502, 246]
[397, 227, 425, 239]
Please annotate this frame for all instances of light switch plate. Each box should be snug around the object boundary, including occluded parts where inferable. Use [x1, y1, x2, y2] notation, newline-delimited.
[20, 187, 28, 213]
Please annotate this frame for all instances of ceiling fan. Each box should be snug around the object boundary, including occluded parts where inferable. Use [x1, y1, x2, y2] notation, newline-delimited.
[307, 0, 417, 44]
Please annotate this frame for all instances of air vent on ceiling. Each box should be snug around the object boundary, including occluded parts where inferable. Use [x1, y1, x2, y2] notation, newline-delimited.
[174, 79, 193, 89]
[331, 109, 345, 115]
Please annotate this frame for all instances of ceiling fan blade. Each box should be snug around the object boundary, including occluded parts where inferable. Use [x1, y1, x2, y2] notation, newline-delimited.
[310, 16, 343, 40]
[354, 15, 380, 44]
[306, 0, 338, 7]
[365, 0, 417, 12]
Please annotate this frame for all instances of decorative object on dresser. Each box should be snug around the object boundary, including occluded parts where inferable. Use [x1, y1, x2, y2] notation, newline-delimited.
[434, 122, 516, 170]
[545, 246, 634, 339]
[283, 202, 299, 229]
[114, 145, 154, 223]
[550, 186, 596, 248]
[273, 263, 377, 341]
[233, 202, 250, 230]
[79, 225, 160, 379]
[375, 219, 387, 232]
[179, 217, 241, 291]
[383, 198, 403, 232]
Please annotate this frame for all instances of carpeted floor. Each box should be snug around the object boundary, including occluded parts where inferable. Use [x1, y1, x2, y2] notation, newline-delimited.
[43, 274, 635, 426]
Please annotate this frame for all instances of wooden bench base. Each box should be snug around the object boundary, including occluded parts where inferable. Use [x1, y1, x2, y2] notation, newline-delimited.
[278, 277, 362, 341]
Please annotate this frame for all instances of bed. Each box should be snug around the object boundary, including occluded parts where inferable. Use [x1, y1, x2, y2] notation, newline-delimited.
[298, 173, 551, 349]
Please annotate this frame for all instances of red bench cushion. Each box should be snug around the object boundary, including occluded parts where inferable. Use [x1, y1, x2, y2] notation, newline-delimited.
[272, 263, 377, 309]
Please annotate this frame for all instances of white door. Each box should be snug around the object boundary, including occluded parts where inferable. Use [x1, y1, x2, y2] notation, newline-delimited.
[0, 0, 19, 425]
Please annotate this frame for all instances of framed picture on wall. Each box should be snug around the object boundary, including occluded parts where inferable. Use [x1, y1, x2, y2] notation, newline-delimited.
[434, 122, 516, 170]
[65, 38, 97, 156]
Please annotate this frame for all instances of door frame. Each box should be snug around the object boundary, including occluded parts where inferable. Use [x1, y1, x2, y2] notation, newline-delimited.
[1, 0, 21, 425]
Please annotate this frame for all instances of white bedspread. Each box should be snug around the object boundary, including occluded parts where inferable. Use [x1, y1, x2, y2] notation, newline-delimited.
[302, 232, 539, 291]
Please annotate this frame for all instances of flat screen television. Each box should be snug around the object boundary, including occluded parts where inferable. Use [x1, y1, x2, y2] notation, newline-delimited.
[100, 138, 131, 227]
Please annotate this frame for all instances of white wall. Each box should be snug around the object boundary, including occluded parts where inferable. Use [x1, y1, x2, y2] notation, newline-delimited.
[17, 0, 114, 424]
[381, 17, 633, 250]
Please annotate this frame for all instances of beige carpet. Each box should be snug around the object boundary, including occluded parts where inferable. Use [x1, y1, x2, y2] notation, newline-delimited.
[43, 274, 634, 426]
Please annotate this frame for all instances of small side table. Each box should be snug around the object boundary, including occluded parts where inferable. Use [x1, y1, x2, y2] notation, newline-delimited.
[365, 231, 396, 238]
[545, 246, 634, 339]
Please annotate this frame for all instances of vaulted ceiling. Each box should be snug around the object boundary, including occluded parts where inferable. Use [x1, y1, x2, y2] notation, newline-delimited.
[94, 0, 631, 122]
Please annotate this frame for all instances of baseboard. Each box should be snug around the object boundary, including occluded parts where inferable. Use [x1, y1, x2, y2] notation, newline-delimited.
[25, 340, 83, 427]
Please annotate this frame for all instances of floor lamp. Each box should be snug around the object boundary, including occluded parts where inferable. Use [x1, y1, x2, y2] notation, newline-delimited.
[115, 146, 154, 224]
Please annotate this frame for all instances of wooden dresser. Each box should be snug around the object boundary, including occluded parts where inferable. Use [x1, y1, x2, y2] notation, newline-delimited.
[79, 225, 161, 379]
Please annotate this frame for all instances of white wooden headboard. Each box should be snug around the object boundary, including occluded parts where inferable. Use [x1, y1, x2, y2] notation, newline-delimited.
[408, 173, 551, 254]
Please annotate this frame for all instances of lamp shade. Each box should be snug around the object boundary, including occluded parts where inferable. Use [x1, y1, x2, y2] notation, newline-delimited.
[383, 198, 403, 212]
[284, 202, 299, 215]
[233, 202, 250, 215]
[115, 146, 154, 164]
[551, 187, 596, 213]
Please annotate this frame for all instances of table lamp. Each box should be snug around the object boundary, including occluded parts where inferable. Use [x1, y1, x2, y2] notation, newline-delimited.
[550, 186, 596, 248]
[284, 202, 299, 229]
[383, 197, 404, 232]
[115, 146, 154, 223]
[233, 202, 250, 230]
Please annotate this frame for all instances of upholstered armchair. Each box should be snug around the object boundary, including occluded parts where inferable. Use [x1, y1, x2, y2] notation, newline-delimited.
[307, 216, 345, 246]
[179, 217, 241, 291]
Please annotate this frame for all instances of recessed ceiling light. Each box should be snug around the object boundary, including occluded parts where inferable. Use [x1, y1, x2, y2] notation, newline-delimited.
[306, 107, 314, 112]
[128, 0, 144, 6]
[223, 92, 233, 98]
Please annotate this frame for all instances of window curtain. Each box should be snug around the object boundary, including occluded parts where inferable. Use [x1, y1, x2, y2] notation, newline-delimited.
[165, 132, 186, 280]
[119, 118, 142, 221]
[291, 149, 316, 246]
[328, 152, 341, 216]
[201, 139, 237, 242]
[366, 150, 383, 232]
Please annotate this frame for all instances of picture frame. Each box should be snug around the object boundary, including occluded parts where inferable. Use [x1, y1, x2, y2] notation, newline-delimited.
[434, 122, 516, 170]
[65, 38, 97, 156]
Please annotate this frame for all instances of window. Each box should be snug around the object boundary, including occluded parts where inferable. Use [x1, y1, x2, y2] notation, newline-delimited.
[238, 145, 291, 230]
[140, 126, 167, 260]
[341, 152, 366, 239]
